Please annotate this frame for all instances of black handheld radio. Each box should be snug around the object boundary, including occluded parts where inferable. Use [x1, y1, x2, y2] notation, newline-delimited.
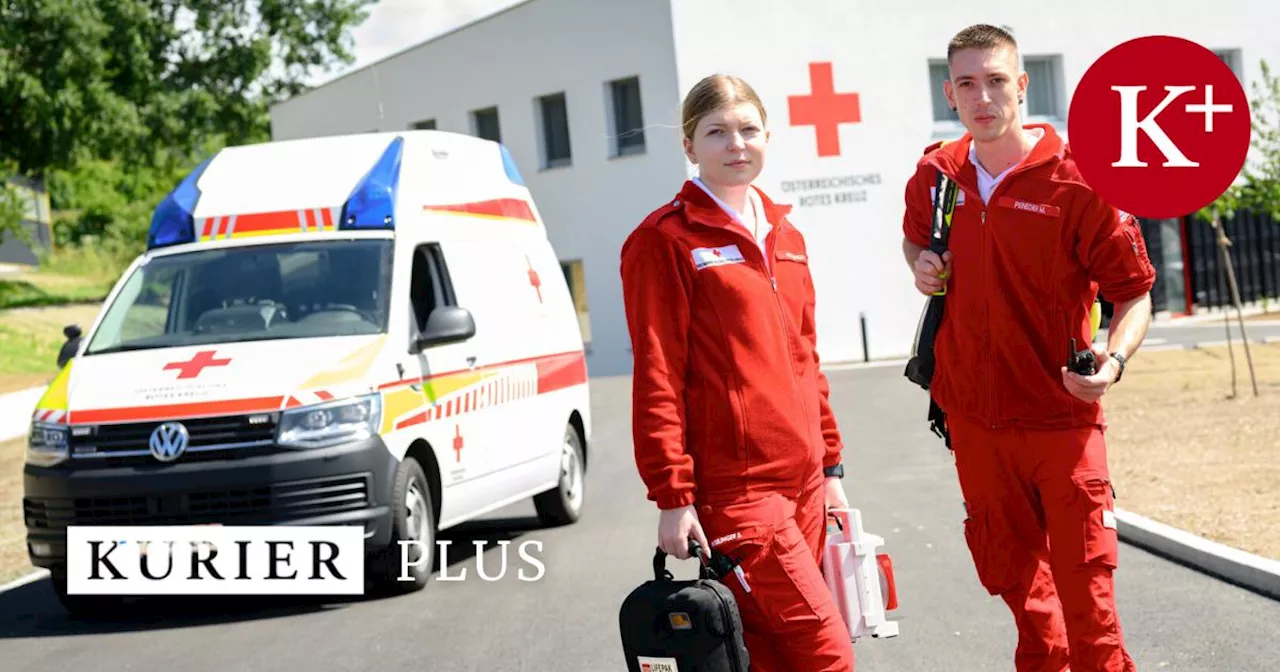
[1067, 338, 1097, 376]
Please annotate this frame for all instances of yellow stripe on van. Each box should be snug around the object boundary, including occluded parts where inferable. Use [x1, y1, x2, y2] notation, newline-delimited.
[422, 371, 488, 404]
[301, 336, 386, 389]
[37, 363, 72, 410]
[381, 387, 425, 434]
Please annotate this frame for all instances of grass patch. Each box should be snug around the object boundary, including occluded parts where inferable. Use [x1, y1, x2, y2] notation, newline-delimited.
[1105, 342, 1280, 561]
[0, 245, 124, 310]
[0, 304, 103, 385]
[0, 275, 112, 310]
[0, 323, 62, 376]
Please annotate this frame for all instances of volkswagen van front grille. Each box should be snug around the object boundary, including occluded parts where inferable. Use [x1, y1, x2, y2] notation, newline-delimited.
[67, 413, 280, 466]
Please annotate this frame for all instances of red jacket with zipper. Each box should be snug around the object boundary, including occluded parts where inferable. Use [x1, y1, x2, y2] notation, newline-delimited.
[903, 124, 1156, 431]
[620, 180, 843, 510]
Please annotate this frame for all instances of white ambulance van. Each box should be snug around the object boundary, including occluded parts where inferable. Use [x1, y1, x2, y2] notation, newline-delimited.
[23, 130, 592, 612]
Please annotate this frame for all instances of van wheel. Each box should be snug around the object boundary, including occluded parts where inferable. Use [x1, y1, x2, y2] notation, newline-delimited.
[533, 424, 585, 527]
[51, 572, 128, 618]
[369, 457, 435, 595]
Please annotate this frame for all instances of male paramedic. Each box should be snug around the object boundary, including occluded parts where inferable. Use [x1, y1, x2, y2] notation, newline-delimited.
[901, 24, 1155, 672]
[621, 73, 856, 671]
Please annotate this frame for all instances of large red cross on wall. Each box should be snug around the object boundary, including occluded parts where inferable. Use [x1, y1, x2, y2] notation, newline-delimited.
[788, 62, 863, 158]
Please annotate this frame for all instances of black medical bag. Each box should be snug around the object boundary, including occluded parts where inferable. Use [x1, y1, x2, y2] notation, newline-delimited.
[618, 540, 750, 672]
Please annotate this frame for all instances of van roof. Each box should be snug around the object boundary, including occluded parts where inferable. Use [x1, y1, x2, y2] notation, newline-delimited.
[146, 130, 541, 250]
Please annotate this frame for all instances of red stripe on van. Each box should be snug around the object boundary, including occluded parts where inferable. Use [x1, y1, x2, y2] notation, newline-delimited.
[396, 410, 428, 430]
[538, 351, 588, 394]
[424, 198, 536, 223]
[71, 396, 284, 424]
[231, 210, 304, 234]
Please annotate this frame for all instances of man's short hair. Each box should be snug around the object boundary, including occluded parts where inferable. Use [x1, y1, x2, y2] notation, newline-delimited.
[947, 24, 1018, 62]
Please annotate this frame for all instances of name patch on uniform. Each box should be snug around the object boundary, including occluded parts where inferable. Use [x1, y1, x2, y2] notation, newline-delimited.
[691, 244, 746, 270]
[997, 196, 1061, 217]
[778, 251, 807, 264]
[711, 532, 741, 547]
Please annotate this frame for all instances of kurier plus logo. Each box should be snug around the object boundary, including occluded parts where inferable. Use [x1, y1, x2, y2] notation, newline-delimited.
[1068, 36, 1252, 219]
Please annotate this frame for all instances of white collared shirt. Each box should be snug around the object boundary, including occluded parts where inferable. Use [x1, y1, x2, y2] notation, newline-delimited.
[970, 128, 1045, 204]
[691, 176, 772, 255]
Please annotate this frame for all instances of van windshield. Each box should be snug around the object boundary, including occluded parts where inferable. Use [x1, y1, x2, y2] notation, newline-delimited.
[84, 239, 394, 355]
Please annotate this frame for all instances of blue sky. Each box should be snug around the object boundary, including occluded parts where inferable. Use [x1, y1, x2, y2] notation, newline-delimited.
[312, 0, 525, 86]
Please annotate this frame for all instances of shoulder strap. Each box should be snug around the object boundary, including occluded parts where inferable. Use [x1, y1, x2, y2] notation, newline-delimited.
[929, 170, 959, 297]
[931, 169, 959, 256]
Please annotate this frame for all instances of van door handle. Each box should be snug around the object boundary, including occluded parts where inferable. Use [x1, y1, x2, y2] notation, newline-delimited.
[466, 356, 477, 370]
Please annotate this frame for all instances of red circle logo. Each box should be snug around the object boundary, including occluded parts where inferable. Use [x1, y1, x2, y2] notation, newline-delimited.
[1068, 36, 1251, 219]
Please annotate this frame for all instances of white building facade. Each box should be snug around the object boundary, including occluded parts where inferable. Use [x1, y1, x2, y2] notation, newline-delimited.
[269, 0, 1279, 378]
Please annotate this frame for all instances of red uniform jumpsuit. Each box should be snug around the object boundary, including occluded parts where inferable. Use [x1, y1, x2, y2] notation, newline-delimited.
[902, 124, 1156, 672]
[621, 180, 855, 671]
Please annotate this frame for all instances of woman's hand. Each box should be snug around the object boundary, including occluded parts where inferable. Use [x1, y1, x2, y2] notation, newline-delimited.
[825, 477, 850, 511]
[658, 505, 710, 560]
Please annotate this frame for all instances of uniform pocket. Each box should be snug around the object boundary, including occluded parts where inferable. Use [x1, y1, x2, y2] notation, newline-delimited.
[962, 502, 1022, 596]
[1073, 474, 1119, 569]
[767, 522, 830, 626]
[716, 520, 828, 630]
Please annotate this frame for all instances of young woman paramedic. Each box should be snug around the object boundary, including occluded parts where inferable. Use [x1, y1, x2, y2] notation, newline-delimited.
[619, 73, 856, 671]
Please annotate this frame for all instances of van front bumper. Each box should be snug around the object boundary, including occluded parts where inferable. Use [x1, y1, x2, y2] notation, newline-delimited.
[22, 436, 399, 572]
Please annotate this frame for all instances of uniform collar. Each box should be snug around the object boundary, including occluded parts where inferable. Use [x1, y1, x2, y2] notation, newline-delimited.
[927, 122, 1065, 188]
[677, 180, 793, 232]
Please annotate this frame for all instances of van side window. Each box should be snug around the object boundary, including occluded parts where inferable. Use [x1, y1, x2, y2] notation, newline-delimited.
[409, 243, 457, 332]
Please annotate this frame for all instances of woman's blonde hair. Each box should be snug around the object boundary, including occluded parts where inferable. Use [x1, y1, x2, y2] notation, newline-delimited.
[681, 74, 767, 139]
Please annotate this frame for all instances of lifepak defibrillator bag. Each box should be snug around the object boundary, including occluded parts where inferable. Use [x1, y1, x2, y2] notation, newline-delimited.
[619, 540, 750, 672]
[904, 170, 958, 445]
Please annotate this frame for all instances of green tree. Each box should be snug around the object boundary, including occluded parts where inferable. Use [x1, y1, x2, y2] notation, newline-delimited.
[0, 0, 376, 180]
[1197, 58, 1280, 398]
[0, 160, 28, 246]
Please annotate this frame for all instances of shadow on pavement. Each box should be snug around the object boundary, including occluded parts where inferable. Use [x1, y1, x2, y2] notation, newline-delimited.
[0, 515, 544, 638]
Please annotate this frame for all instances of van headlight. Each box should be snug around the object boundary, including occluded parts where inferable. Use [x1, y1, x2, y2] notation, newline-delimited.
[276, 394, 381, 449]
[27, 422, 70, 467]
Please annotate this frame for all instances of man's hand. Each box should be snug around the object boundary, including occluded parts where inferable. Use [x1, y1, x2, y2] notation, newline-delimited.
[913, 249, 952, 295]
[824, 476, 850, 511]
[1061, 344, 1121, 403]
[658, 504, 710, 560]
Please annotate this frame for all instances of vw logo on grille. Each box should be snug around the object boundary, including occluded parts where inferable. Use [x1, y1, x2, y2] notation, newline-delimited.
[149, 422, 190, 462]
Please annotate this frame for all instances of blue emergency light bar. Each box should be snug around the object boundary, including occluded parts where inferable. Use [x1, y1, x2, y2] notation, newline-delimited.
[146, 153, 216, 250]
[340, 136, 404, 230]
[500, 144, 524, 186]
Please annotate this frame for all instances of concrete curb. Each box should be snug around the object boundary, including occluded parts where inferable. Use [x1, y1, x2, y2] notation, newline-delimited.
[0, 568, 49, 594]
[1116, 508, 1280, 601]
[0, 384, 46, 441]
[1143, 336, 1280, 352]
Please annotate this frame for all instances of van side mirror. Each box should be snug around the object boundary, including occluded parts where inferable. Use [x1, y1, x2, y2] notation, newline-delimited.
[414, 306, 475, 351]
[57, 324, 83, 369]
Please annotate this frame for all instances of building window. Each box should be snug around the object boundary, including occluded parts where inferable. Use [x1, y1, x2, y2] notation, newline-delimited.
[471, 107, 501, 143]
[537, 92, 572, 168]
[411, 118, 437, 130]
[1214, 48, 1243, 80]
[928, 60, 959, 123]
[561, 260, 591, 346]
[608, 76, 645, 157]
[1023, 55, 1063, 119]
